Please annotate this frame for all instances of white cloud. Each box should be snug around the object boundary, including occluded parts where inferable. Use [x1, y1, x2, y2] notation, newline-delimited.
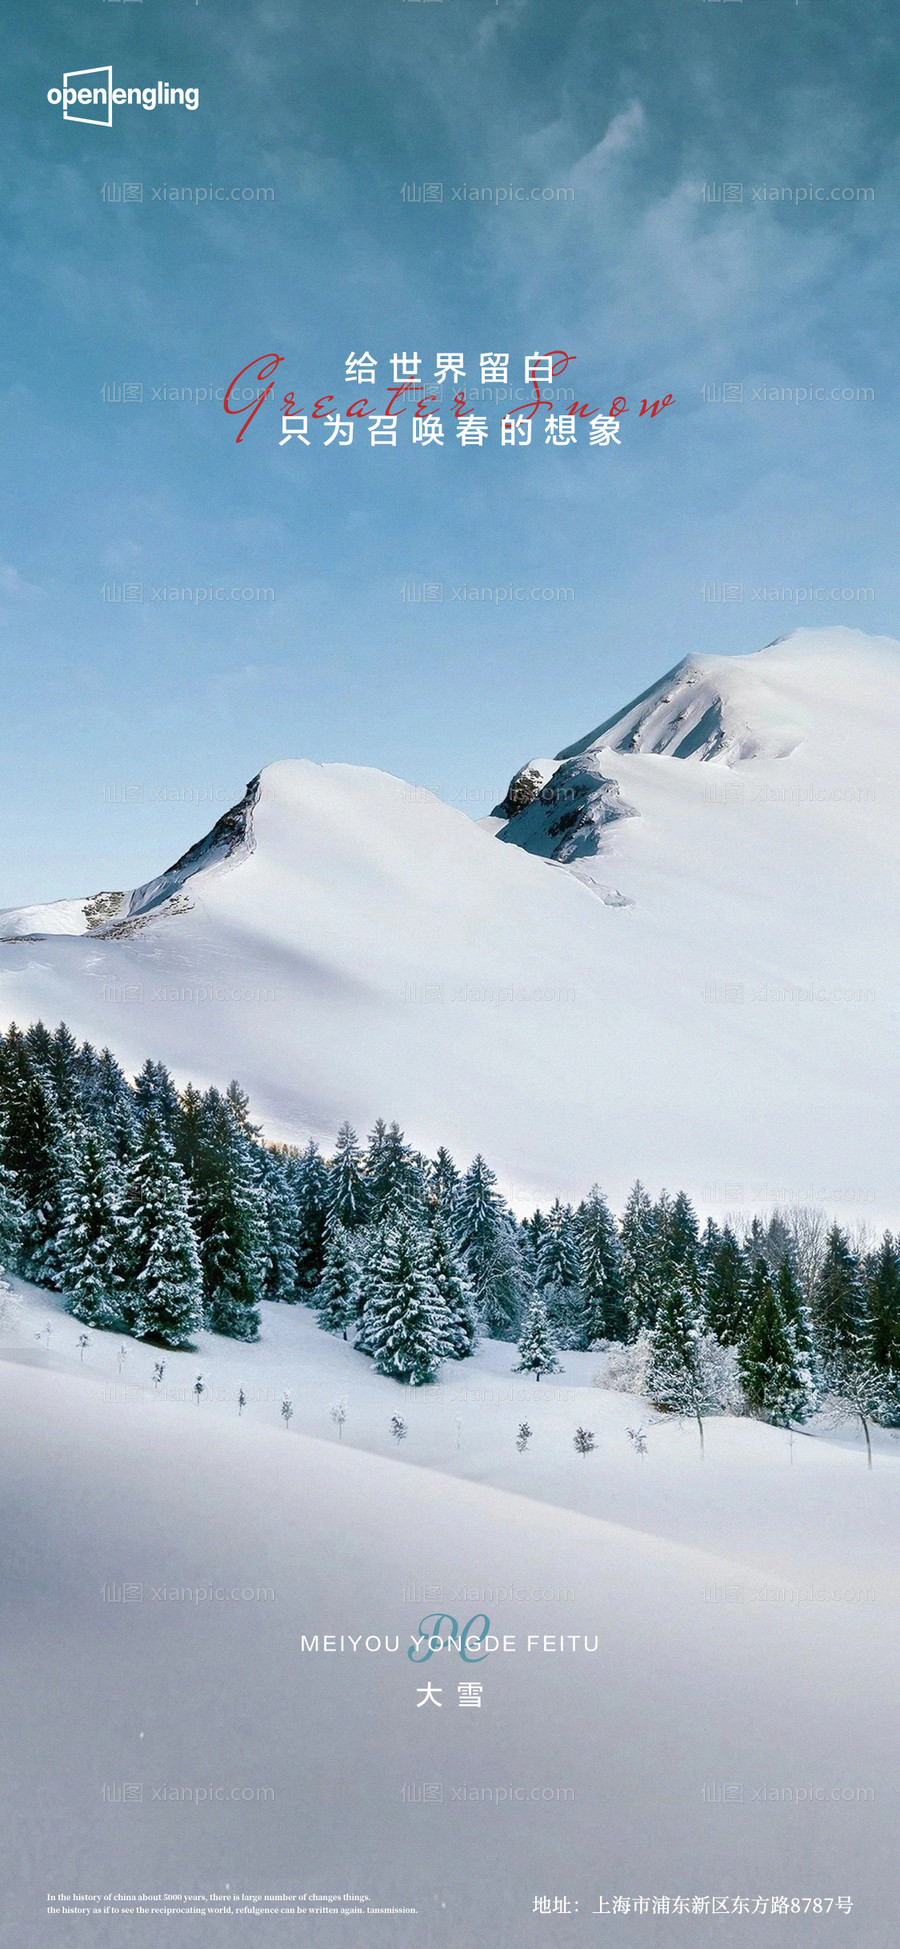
[570, 102, 646, 184]
[477, 0, 529, 54]
[0, 565, 43, 598]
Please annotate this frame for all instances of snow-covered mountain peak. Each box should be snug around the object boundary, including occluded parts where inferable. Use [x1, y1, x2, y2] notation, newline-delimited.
[0, 773, 261, 942]
[1, 631, 900, 1219]
[557, 627, 900, 766]
[491, 627, 900, 862]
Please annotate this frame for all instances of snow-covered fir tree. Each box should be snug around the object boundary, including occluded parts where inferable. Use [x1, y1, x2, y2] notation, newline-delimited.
[316, 1220, 360, 1339]
[328, 1122, 369, 1229]
[453, 1155, 525, 1341]
[0, 1108, 24, 1269]
[358, 1217, 448, 1384]
[91, 1047, 138, 1162]
[134, 1058, 182, 1139]
[738, 1258, 814, 1426]
[536, 1198, 583, 1346]
[763, 1210, 794, 1273]
[745, 1210, 795, 1280]
[645, 1269, 723, 1450]
[483, 1219, 528, 1342]
[576, 1185, 627, 1346]
[116, 1114, 203, 1347]
[537, 1198, 580, 1291]
[58, 1122, 123, 1330]
[257, 1149, 300, 1302]
[514, 1296, 562, 1381]
[620, 1182, 662, 1334]
[425, 1146, 461, 1218]
[704, 1226, 751, 1344]
[520, 1209, 549, 1284]
[42, 1022, 81, 1118]
[290, 1141, 331, 1293]
[365, 1120, 424, 1223]
[775, 1253, 813, 1358]
[426, 1215, 476, 1361]
[698, 1216, 722, 1290]
[865, 1234, 900, 1415]
[188, 1090, 266, 1340]
[663, 1190, 702, 1297]
[224, 1077, 259, 1135]
[1, 1064, 68, 1286]
[812, 1225, 864, 1367]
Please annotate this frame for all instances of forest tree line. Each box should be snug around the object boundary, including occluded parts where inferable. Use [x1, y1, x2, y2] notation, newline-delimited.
[0, 1022, 898, 1439]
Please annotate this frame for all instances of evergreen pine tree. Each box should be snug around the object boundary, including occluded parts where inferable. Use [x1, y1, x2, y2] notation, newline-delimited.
[22, 1020, 56, 1077]
[698, 1216, 722, 1290]
[521, 1209, 549, 1279]
[364, 1120, 424, 1222]
[58, 1123, 123, 1329]
[744, 1215, 767, 1266]
[2, 1064, 68, 1285]
[225, 1078, 259, 1135]
[620, 1182, 663, 1333]
[360, 1217, 447, 1384]
[189, 1090, 266, 1340]
[134, 1058, 182, 1140]
[365, 1118, 389, 1169]
[291, 1141, 331, 1293]
[864, 1235, 900, 1420]
[257, 1149, 300, 1301]
[453, 1156, 525, 1340]
[514, 1296, 562, 1381]
[94, 1048, 138, 1162]
[174, 1082, 204, 1179]
[328, 1122, 369, 1228]
[116, 1115, 203, 1347]
[483, 1219, 527, 1342]
[764, 1210, 794, 1273]
[45, 1023, 81, 1117]
[426, 1215, 476, 1360]
[646, 1270, 722, 1450]
[536, 1198, 582, 1347]
[738, 1259, 813, 1425]
[426, 1146, 461, 1218]
[576, 1185, 627, 1346]
[0, 1023, 31, 1106]
[776, 1253, 813, 1356]
[536, 1198, 580, 1290]
[316, 1220, 359, 1338]
[0, 1108, 24, 1269]
[665, 1190, 702, 1296]
[704, 1226, 752, 1343]
[812, 1225, 864, 1366]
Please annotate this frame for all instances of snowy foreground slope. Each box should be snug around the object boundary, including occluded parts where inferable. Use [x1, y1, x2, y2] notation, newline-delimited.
[3, 1282, 899, 1948]
[1, 627, 899, 1222]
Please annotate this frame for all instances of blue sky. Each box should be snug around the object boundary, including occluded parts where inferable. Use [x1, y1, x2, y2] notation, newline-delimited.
[2, 0, 897, 901]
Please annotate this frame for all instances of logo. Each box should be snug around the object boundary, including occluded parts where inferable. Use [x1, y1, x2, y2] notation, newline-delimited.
[47, 68, 199, 124]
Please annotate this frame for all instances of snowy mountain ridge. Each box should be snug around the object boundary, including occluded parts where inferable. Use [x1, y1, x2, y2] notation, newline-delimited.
[0, 626, 898, 1221]
[0, 774, 259, 942]
[490, 627, 896, 863]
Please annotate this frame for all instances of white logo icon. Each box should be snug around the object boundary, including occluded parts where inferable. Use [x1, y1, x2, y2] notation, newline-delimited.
[46, 68, 199, 121]
[62, 66, 112, 127]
